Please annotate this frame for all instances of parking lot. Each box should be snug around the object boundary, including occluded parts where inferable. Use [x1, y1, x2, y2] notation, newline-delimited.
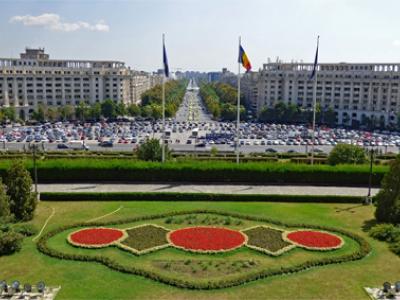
[1, 79, 400, 154]
[1, 119, 399, 154]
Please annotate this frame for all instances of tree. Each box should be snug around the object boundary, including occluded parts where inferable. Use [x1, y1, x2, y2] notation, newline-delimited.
[58, 105, 74, 121]
[136, 138, 169, 161]
[324, 107, 336, 127]
[127, 104, 141, 117]
[89, 103, 101, 120]
[31, 104, 46, 122]
[2, 107, 16, 122]
[75, 102, 90, 122]
[150, 104, 162, 120]
[327, 144, 367, 165]
[101, 99, 116, 119]
[115, 102, 127, 117]
[5, 160, 37, 221]
[375, 155, 400, 224]
[0, 179, 10, 219]
[46, 107, 58, 122]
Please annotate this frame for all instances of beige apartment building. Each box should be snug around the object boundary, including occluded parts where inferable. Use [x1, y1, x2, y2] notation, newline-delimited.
[0, 48, 154, 120]
[256, 62, 400, 126]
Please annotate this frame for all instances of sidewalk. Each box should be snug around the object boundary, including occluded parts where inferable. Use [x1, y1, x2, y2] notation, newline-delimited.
[37, 183, 379, 197]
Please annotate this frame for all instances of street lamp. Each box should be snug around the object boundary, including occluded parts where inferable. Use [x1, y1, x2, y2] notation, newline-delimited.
[28, 143, 39, 198]
[366, 147, 374, 205]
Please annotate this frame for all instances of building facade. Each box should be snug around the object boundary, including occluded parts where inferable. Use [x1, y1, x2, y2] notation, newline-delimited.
[256, 62, 400, 126]
[0, 48, 153, 119]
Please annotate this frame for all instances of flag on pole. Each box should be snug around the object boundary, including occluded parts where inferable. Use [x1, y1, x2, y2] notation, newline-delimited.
[163, 38, 169, 78]
[238, 44, 252, 72]
[310, 36, 319, 79]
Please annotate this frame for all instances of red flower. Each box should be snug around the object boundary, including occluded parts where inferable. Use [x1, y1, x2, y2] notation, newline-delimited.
[70, 228, 124, 246]
[286, 230, 342, 249]
[169, 227, 246, 252]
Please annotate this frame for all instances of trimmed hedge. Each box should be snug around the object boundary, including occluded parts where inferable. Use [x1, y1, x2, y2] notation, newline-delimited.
[0, 159, 387, 186]
[39, 192, 366, 203]
[36, 209, 372, 290]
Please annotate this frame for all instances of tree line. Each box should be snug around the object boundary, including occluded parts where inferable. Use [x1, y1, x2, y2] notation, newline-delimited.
[258, 102, 336, 126]
[199, 82, 245, 121]
[0, 79, 187, 123]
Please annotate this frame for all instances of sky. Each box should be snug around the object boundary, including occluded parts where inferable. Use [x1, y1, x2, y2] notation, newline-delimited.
[1, 0, 400, 73]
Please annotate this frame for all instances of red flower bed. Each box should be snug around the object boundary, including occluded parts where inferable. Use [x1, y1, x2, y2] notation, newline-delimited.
[168, 227, 246, 252]
[285, 230, 343, 249]
[69, 228, 124, 246]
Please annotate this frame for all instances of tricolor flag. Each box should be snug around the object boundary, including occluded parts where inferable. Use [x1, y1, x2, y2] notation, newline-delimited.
[310, 36, 319, 80]
[238, 44, 252, 72]
[163, 37, 169, 78]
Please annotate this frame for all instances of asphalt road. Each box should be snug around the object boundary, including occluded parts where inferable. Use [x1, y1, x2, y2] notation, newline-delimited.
[2, 141, 398, 154]
[37, 183, 379, 196]
[175, 79, 212, 123]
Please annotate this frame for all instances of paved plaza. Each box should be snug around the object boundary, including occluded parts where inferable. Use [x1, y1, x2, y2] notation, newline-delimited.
[37, 183, 379, 196]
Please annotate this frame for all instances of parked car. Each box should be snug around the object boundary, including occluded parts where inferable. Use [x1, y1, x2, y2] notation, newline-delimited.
[98, 141, 113, 147]
[57, 143, 69, 149]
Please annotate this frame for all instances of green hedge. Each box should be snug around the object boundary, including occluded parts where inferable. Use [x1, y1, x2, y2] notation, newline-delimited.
[0, 159, 388, 185]
[39, 192, 366, 203]
[36, 209, 371, 290]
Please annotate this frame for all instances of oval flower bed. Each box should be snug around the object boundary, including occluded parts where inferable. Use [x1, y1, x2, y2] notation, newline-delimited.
[168, 227, 247, 253]
[68, 228, 126, 248]
[283, 230, 344, 250]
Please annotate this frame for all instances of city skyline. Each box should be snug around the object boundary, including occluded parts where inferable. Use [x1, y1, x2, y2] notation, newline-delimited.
[1, 0, 400, 72]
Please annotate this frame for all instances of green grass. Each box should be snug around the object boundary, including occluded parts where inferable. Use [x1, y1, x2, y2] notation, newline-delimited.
[1, 201, 399, 299]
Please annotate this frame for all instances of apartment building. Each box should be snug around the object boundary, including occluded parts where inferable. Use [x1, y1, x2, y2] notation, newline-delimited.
[0, 48, 153, 119]
[256, 62, 400, 126]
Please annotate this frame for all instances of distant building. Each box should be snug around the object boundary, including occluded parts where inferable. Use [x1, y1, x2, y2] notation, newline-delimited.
[207, 72, 221, 82]
[241, 72, 259, 113]
[0, 48, 155, 119]
[255, 62, 400, 127]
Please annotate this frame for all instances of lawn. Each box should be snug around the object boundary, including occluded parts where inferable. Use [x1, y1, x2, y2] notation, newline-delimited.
[1, 201, 399, 299]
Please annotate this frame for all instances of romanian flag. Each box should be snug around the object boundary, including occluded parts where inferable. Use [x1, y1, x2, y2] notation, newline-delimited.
[238, 44, 251, 72]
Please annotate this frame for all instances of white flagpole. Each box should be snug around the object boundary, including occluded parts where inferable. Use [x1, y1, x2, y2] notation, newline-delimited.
[162, 33, 166, 163]
[311, 35, 320, 165]
[236, 36, 241, 164]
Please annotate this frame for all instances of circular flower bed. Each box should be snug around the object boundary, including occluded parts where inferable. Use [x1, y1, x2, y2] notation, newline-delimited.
[68, 228, 125, 248]
[284, 230, 344, 250]
[168, 226, 246, 253]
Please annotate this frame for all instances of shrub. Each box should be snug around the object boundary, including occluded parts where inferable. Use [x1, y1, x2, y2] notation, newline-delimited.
[136, 138, 170, 161]
[375, 155, 400, 224]
[389, 240, 400, 255]
[39, 192, 365, 203]
[328, 144, 367, 165]
[0, 230, 23, 255]
[0, 178, 10, 218]
[369, 224, 400, 242]
[13, 223, 38, 237]
[4, 160, 37, 221]
[0, 159, 387, 185]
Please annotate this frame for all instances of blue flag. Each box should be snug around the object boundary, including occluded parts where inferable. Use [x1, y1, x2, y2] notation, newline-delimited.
[310, 36, 319, 80]
[163, 40, 169, 78]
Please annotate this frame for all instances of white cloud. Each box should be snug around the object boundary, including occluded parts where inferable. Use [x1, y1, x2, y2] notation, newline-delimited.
[10, 13, 109, 32]
[393, 40, 400, 47]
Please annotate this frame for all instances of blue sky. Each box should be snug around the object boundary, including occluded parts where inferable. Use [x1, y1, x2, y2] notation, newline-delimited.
[1, 0, 400, 72]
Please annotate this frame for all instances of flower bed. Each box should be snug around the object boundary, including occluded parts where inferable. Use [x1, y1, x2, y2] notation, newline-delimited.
[283, 230, 344, 250]
[68, 228, 126, 248]
[168, 227, 247, 253]
[119, 224, 170, 255]
[242, 226, 295, 256]
[39, 209, 370, 290]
